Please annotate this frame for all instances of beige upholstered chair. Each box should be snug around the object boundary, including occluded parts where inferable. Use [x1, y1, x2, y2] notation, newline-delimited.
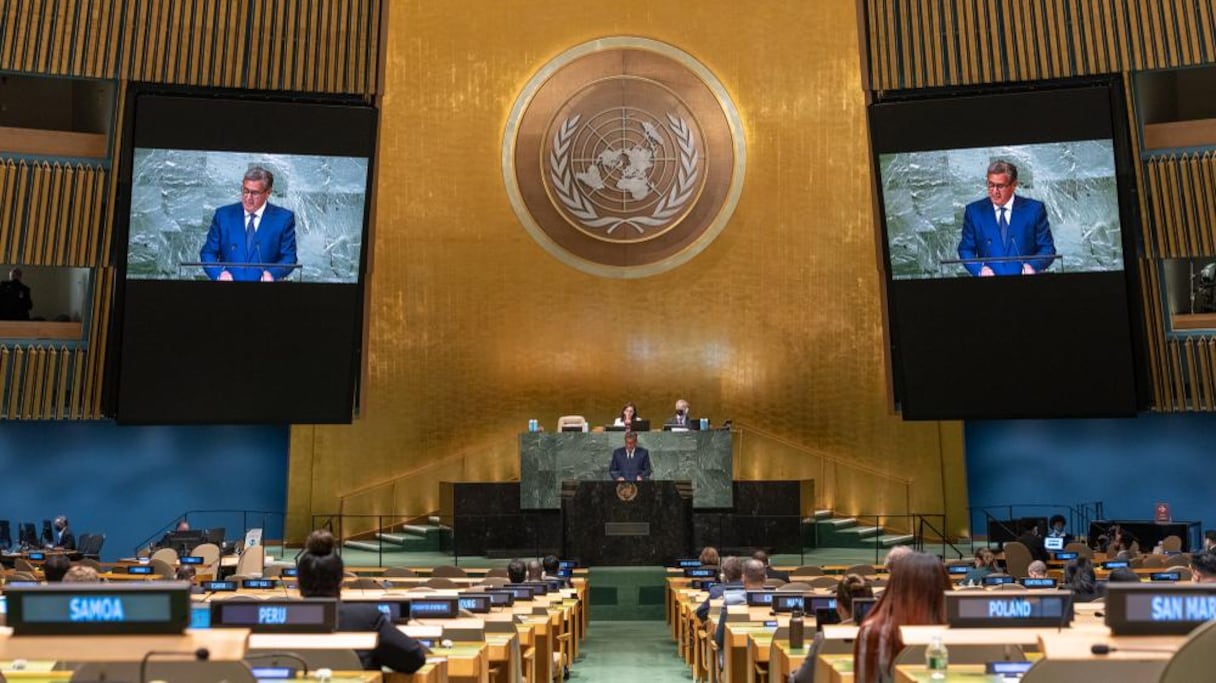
[235, 545, 265, 577]
[1162, 535, 1183, 553]
[384, 566, 418, 577]
[1063, 542, 1092, 558]
[432, 564, 468, 578]
[1157, 619, 1216, 683]
[790, 565, 825, 577]
[150, 547, 179, 565]
[556, 415, 587, 432]
[1002, 541, 1032, 578]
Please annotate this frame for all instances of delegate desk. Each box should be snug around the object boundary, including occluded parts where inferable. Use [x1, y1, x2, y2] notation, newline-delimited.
[519, 430, 734, 509]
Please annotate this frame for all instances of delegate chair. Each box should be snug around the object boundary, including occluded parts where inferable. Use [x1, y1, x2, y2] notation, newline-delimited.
[1003, 541, 1033, 578]
[1162, 535, 1183, 553]
[790, 565, 824, 577]
[1158, 619, 1216, 683]
[432, 564, 467, 578]
[556, 415, 587, 432]
[150, 547, 179, 565]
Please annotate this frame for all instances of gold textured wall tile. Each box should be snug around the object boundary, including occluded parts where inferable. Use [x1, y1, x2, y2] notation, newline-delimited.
[288, 0, 966, 541]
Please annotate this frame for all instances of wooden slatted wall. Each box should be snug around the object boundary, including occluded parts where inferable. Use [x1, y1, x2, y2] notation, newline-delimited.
[0, 1, 384, 420]
[0, 0, 382, 96]
[864, 0, 1216, 90]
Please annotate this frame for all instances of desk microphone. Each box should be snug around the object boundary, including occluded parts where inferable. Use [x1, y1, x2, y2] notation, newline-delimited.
[139, 648, 210, 683]
[1090, 644, 1175, 655]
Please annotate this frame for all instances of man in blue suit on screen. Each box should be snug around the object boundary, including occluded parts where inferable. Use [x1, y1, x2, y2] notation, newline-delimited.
[957, 159, 1056, 277]
[200, 166, 298, 282]
[609, 432, 652, 482]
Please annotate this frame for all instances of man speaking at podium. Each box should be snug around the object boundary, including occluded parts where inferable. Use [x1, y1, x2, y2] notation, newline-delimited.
[200, 166, 298, 282]
[610, 432, 652, 482]
[957, 159, 1055, 277]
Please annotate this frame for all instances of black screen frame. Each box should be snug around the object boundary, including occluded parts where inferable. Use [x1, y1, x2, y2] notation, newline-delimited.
[106, 84, 379, 424]
[869, 77, 1149, 420]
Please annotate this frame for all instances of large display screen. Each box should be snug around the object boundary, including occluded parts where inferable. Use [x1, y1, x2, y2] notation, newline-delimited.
[870, 80, 1147, 419]
[127, 149, 368, 283]
[880, 140, 1124, 280]
[109, 89, 378, 424]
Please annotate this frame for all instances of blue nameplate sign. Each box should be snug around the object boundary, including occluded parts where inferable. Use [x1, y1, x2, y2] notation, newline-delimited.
[211, 599, 337, 633]
[1105, 584, 1216, 635]
[945, 591, 1073, 628]
[5, 583, 191, 635]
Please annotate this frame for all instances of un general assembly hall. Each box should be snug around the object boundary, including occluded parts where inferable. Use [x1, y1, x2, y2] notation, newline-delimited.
[3, 1, 1216, 682]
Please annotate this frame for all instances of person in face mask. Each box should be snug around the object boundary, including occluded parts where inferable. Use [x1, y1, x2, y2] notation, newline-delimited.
[668, 399, 694, 428]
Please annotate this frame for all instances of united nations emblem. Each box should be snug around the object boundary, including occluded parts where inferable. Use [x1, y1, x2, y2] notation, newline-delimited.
[616, 482, 639, 502]
[504, 37, 746, 278]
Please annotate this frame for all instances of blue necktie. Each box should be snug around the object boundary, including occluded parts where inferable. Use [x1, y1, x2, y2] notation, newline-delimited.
[245, 213, 256, 259]
[998, 207, 1008, 245]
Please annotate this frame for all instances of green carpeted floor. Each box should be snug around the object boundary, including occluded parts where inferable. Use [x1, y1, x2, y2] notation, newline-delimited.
[572, 621, 691, 682]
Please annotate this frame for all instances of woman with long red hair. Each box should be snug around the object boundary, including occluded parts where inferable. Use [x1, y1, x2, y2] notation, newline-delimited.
[853, 551, 952, 682]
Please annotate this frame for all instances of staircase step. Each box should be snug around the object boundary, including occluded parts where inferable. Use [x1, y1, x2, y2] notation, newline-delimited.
[343, 540, 407, 553]
[837, 526, 882, 538]
[813, 510, 834, 520]
[400, 525, 430, 537]
[818, 518, 858, 528]
[377, 533, 410, 545]
[880, 534, 915, 547]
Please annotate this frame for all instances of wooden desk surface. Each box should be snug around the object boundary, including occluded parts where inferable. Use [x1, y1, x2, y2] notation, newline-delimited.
[387, 660, 446, 683]
[770, 638, 811, 683]
[818, 652, 853, 683]
[0, 627, 250, 661]
[894, 664, 1003, 682]
[249, 632, 379, 650]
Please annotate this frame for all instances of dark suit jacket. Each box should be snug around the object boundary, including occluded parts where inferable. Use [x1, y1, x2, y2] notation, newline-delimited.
[337, 603, 427, 673]
[957, 195, 1056, 276]
[54, 528, 76, 551]
[666, 413, 699, 429]
[0, 279, 32, 320]
[695, 579, 740, 621]
[766, 566, 791, 584]
[609, 446, 652, 480]
[199, 202, 298, 281]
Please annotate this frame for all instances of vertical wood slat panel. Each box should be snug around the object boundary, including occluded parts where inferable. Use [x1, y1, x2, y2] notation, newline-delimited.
[1195, 336, 1213, 412]
[0, 159, 107, 269]
[1168, 338, 1186, 411]
[1147, 154, 1216, 261]
[1184, 337, 1200, 410]
[861, 0, 1216, 88]
[1140, 259, 1170, 410]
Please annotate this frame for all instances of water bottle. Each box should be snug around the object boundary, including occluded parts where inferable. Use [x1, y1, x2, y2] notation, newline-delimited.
[527, 418, 538, 432]
[926, 634, 948, 679]
[699, 417, 708, 429]
[789, 609, 805, 650]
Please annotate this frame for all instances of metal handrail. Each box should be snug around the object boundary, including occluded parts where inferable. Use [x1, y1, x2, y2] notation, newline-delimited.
[134, 508, 286, 556]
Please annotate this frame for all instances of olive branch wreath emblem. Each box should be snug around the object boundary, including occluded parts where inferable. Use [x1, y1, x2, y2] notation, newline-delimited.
[548, 113, 699, 235]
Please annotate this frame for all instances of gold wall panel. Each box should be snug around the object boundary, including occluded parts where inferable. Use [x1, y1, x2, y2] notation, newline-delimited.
[864, 0, 1216, 89]
[288, 1, 967, 542]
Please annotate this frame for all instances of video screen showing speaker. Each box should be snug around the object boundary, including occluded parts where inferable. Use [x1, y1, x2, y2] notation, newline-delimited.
[110, 89, 378, 424]
[870, 80, 1146, 419]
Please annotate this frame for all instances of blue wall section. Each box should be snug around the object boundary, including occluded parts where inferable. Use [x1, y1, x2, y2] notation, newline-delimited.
[0, 422, 289, 561]
[965, 413, 1216, 538]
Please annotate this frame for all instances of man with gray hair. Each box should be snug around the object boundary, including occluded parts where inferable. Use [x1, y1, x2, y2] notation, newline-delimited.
[200, 165, 298, 282]
[696, 555, 743, 621]
[957, 158, 1056, 277]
